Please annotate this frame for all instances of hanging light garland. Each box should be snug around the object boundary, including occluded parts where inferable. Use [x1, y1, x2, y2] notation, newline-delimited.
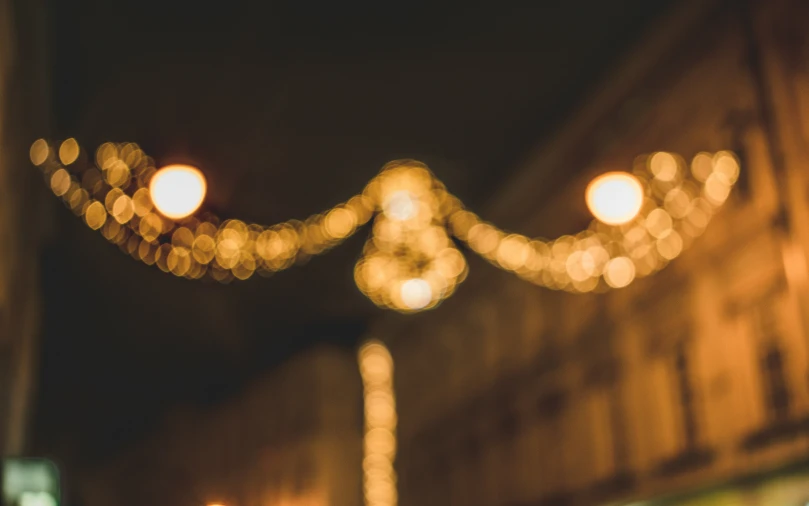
[358, 340, 398, 506]
[29, 138, 739, 312]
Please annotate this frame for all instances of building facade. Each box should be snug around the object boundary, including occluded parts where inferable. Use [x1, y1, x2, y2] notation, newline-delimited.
[81, 347, 363, 506]
[373, 0, 809, 505]
[0, 0, 48, 457]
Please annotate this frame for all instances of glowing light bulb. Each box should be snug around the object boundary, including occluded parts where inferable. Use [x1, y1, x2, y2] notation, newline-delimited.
[149, 164, 207, 220]
[384, 190, 417, 221]
[586, 172, 644, 225]
[400, 278, 432, 310]
[604, 256, 636, 288]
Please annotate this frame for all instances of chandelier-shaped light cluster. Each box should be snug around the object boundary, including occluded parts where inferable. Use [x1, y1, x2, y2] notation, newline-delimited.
[354, 161, 468, 312]
[30, 138, 738, 311]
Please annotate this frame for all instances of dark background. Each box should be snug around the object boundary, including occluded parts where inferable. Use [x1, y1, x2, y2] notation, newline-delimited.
[34, 0, 676, 474]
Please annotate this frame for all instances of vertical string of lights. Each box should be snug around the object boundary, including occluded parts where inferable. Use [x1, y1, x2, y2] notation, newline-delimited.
[358, 341, 398, 506]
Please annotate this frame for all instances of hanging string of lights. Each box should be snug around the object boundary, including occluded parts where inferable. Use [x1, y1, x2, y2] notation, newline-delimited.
[358, 340, 398, 506]
[29, 138, 739, 313]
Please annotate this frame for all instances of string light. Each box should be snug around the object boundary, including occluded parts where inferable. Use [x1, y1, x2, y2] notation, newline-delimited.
[149, 164, 207, 219]
[30, 139, 739, 312]
[585, 171, 644, 225]
[399, 278, 432, 310]
[449, 151, 739, 293]
[359, 341, 397, 506]
[354, 160, 468, 312]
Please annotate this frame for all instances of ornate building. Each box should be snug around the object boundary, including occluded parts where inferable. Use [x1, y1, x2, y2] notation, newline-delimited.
[372, 0, 809, 504]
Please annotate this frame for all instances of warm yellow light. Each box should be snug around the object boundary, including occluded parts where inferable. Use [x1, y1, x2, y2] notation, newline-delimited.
[59, 138, 80, 165]
[604, 256, 636, 288]
[84, 201, 107, 230]
[149, 164, 207, 220]
[383, 190, 418, 221]
[586, 172, 644, 225]
[50, 168, 72, 196]
[400, 278, 432, 310]
[359, 340, 398, 506]
[649, 152, 678, 181]
[30, 139, 50, 166]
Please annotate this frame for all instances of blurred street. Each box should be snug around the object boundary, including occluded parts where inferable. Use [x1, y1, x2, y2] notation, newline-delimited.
[3, 0, 809, 505]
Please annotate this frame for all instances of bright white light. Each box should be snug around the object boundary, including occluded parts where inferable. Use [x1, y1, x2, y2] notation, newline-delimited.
[586, 172, 644, 225]
[19, 492, 57, 506]
[384, 190, 418, 221]
[400, 278, 432, 309]
[149, 164, 207, 220]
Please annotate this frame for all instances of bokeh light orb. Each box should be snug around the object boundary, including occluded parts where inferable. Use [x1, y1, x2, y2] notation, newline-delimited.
[604, 256, 636, 288]
[149, 164, 207, 220]
[586, 172, 644, 226]
[384, 190, 418, 221]
[400, 278, 432, 310]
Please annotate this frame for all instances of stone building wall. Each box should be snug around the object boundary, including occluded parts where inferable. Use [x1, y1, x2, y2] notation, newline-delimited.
[372, 0, 809, 505]
[0, 0, 48, 457]
[81, 346, 363, 506]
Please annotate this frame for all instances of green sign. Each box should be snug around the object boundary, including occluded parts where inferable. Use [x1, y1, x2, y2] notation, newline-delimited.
[2, 459, 60, 506]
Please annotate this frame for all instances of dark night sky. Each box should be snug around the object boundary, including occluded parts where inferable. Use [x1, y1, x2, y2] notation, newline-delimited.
[33, 0, 676, 471]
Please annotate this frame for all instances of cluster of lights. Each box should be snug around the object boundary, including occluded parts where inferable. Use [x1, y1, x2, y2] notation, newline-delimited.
[30, 138, 738, 310]
[358, 341, 398, 506]
[449, 151, 739, 293]
[354, 161, 468, 312]
[30, 139, 373, 283]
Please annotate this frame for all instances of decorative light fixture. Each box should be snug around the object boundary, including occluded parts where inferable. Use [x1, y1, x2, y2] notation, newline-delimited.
[149, 164, 207, 220]
[358, 340, 397, 506]
[585, 171, 644, 225]
[30, 139, 739, 312]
